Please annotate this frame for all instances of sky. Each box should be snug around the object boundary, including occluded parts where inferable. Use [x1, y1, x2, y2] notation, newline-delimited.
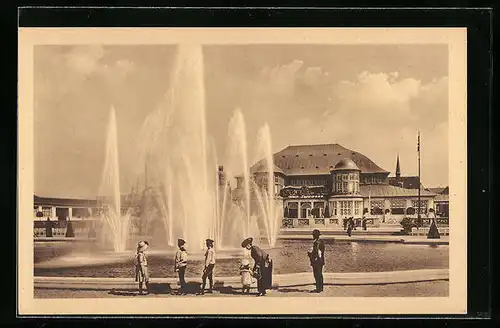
[34, 44, 449, 198]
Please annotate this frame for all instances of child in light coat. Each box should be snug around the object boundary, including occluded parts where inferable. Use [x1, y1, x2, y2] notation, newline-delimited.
[239, 258, 253, 294]
[135, 240, 150, 295]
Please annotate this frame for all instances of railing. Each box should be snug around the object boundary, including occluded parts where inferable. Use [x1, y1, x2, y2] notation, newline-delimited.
[282, 219, 294, 228]
[34, 227, 93, 238]
[298, 219, 310, 226]
[410, 227, 450, 236]
[436, 218, 449, 225]
[314, 219, 325, 225]
[329, 218, 338, 225]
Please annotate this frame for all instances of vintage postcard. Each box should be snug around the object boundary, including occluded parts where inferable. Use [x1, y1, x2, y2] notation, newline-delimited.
[18, 27, 467, 315]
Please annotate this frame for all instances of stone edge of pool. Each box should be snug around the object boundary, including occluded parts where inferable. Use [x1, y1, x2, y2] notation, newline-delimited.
[34, 268, 449, 290]
[280, 235, 449, 245]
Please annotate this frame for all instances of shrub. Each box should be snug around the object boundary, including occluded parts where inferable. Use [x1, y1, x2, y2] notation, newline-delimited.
[400, 217, 419, 234]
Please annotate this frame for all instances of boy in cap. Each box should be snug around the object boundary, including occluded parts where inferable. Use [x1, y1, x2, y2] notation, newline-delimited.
[308, 229, 325, 293]
[198, 238, 216, 295]
[174, 238, 188, 295]
[135, 240, 150, 295]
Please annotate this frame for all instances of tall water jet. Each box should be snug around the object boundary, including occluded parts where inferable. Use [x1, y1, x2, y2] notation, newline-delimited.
[226, 109, 252, 237]
[211, 140, 224, 248]
[253, 123, 280, 247]
[115, 44, 281, 250]
[155, 163, 174, 247]
[99, 106, 131, 252]
[165, 165, 174, 246]
[166, 44, 215, 250]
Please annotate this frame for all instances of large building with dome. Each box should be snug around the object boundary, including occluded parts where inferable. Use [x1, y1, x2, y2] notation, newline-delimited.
[234, 143, 448, 229]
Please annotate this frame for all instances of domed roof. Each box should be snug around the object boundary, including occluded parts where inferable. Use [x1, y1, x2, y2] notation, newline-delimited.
[333, 158, 360, 171]
[272, 143, 389, 175]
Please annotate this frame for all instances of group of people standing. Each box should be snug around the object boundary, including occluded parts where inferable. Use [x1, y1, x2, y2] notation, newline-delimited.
[343, 216, 368, 236]
[133, 229, 326, 296]
[134, 238, 217, 296]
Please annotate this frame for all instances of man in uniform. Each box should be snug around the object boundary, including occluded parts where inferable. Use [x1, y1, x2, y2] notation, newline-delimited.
[308, 229, 325, 293]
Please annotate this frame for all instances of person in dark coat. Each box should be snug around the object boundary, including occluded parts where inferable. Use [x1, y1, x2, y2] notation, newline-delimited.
[241, 237, 273, 296]
[45, 217, 53, 237]
[346, 217, 354, 237]
[362, 216, 367, 230]
[307, 229, 325, 293]
[427, 209, 440, 239]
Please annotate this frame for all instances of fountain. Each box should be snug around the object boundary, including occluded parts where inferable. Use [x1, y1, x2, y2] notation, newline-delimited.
[224, 109, 253, 238]
[253, 124, 282, 247]
[33, 45, 451, 282]
[97, 44, 281, 253]
[98, 106, 132, 253]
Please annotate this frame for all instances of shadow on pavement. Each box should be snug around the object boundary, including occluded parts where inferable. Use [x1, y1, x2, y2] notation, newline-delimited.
[276, 287, 312, 293]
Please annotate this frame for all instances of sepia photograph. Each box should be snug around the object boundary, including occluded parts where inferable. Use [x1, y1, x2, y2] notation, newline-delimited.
[18, 28, 467, 315]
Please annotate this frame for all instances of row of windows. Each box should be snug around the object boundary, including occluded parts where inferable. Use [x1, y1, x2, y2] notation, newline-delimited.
[335, 173, 359, 181]
[34, 206, 52, 217]
[258, 174, 389, 186]
[34, 206, 102, 217]
[289, 179, 327, 186]
[285, 200, 432, 217]
[334, 181, 360, 194]
[363, 176, 385, 184]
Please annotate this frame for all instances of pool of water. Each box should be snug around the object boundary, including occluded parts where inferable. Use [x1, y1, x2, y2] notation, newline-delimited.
[34, 239, 448, 278]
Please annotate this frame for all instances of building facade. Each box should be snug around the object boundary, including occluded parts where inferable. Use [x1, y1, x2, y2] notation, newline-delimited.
[237, 143, 444, 228]
[33, 195, 101, 221]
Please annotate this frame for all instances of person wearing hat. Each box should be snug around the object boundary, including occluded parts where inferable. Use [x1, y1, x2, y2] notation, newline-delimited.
[135, 240, 150, 295]
[198, 238, 216, 295]
[239, 258, 253, 294]
[307, 229, 325, 293]
[174, 238, 188, 295]
[241, 237, 273, 296]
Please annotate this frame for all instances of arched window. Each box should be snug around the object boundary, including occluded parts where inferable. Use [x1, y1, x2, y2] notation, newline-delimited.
[301, 202, 312, 218]
[287, 202, 299, 218]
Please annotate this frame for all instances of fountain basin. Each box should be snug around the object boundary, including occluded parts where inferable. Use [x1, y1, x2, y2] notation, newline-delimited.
[34, 239, 448, 279]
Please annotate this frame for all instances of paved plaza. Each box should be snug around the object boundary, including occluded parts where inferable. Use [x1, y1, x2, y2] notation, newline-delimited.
[35, 280, 449, 298]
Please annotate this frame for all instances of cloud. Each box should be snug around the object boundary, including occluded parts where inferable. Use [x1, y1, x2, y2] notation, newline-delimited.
[63, 45, 105, 76]
[275, 70, 449, 186]
[214, 57, 448, 186]
[36, 46, 138, 101]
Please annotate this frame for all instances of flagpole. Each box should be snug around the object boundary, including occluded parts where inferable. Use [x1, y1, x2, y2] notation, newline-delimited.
[417, 131, 421, 224]
[368, 185, 371, 214]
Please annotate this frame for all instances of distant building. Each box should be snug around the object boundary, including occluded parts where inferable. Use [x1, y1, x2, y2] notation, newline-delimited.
[427, 186, 449, 217]
[33, 195, 101, 221]
[235, 143, 441, 228]
[388, 154, 423, 189]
